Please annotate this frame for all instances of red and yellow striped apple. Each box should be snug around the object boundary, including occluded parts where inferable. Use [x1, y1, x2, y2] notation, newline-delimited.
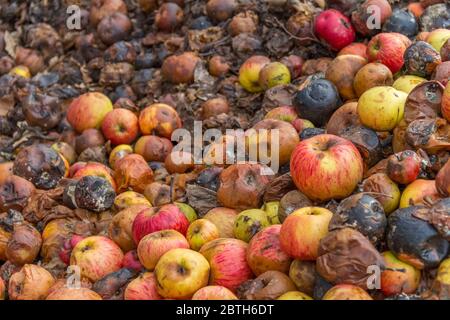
[290, 134, 363, 201]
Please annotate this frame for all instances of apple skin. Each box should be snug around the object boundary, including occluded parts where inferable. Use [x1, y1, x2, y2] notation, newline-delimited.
[132, 204, 190, 244]
[314, 9, 355, 51]
[70, 236, 124, 282]
[442, 82, 450, 122]
[109, 144, 133, 169]
[203, 207, 238, 238]
[46, 287, 102, 300]
[137, 229, 189, 271]
[155, 248, 210, 299]
[122, 250, 143, 272]
[247, 119, 300, 166]
[258, 62, 291, 89]
[0, 276, 5, 300]
[338, 42, 368, 60]
[279, 207, 333, 261]
[393, 75, 426, 94]
[427, 29, 450, 52]
[238, 55, 271, 93]
[113, 191, 151, 211]
[192, 285, 238, 300]
[367, 32, 411, 73]
[247, 225, 292, 276]
[67, 92, 113, 133]
[233, 209, 270, 243]
[264, 106, 298, 123]
[381, 251, 420, 297]
[101, 108, 139, 145]
[200, 238, 254, 292]
[124, 272, 163, 300]
[322, 284, 373, 300]
[386, 151, 421, 185]
[109, 204, 150, 252]
[399, 179, 441, 208]
[138, 103, 182, 138]
[290, 134, 363, 202]
[134, 135, 173, 162]
[186, 219, 220, 251]
[72, 162, 117, 191]
[277, 291, 312, 300]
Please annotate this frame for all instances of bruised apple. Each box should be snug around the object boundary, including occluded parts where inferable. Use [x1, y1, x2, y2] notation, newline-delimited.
[381, 251, 420, 297]
[399, 179, 441, 208]
[114, 154, 154, 193]
[8, 264, 55, 300]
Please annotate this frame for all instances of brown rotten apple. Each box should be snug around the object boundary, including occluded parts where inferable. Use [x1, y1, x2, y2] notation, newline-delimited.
[161, 52, 200, 84]
[290, 134, 363, 202]
[114, 154, 154, 193]
[280, 207, 333, 261]
[134, 135, 173, 163]
[217, 163, 272, 211]
[8, 264, 55, 300]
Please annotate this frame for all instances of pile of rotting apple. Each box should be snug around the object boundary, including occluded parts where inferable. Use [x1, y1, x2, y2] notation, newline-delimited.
[0, 0, 450, 300]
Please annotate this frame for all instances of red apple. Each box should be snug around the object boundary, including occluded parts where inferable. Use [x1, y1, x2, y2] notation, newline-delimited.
[101, 108, 139, 145]
[192, 285, 238, 300]
[122, 250, 143, 272]
[67, 92, 113, 133]
[314, 9, 356, 51]
[46, 287, 102, 300]
[137, 229, 189, 270]
[367, 32, 411, 73]
[124, 272, 162, 300]
[290, 134, 363, 201]
[69, 161, 87, 177]
[200, 238, 254, 292]
[338, 43, 368, 60]
[132, 204, 190, 244]
[280, 207, 333, 261]
[59, 235, 84, 265]
[386, 150, 421, 185]
[247, 225, 292, 276]
[70, 236, 124, 282]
